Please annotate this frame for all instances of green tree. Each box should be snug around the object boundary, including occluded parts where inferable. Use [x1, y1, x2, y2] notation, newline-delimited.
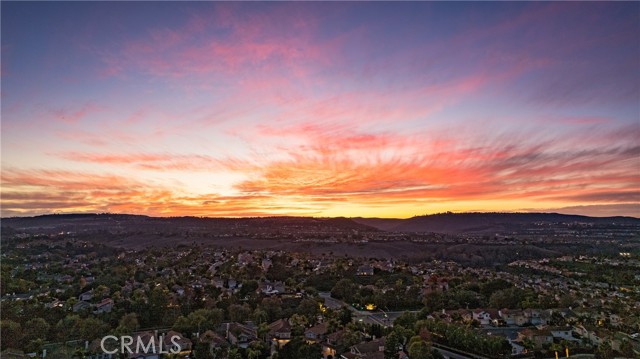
[261, 297, 283, 322]
[408, 336, 433, 359]
[290, 313, 309, 329]
[227, 348, 242, 359]
[488, 288, 526, 309]
[173, 316, 192, 335]
[277, 336, 322, 359]
[193, 342, 213, 359]
[228, 304, 252, 323]
[94, 285, 110, 299]
[55, 314, 82, 341]
[595, 341, 614, 359]
[255, 322, 270, 343]
[331, 279, 357, 302]
[24, 317, 50, 343]
[76, 317, 110, 341]
[394, 312, 417, 329]
[423, 291, 447, 312]
[619, 339, 634, 358]
[25, 338, 45, 354]
[239, 280, 259, 298]
[384, 325, 414, 359]
[117, 313, 139, 333]
[479, 279, 512, 298]
[296, 298, 320, 323]
[247, 347, 261, 359]
[0, 320, 23, 350]
[252, 308, 269, 325]
[174, 308, 224, 335]
[338, 306, 353, 326]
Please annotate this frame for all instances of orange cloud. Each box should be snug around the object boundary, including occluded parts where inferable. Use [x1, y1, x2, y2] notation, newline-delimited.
[0, 169, 323, 217]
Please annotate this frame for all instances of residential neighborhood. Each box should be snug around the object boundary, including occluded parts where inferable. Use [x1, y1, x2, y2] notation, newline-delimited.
[2, 227, 639, 359]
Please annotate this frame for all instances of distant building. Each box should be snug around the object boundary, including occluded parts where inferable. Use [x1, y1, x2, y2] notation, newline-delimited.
[269, 318, 292, 347]
[94, 298, 114, 314]
[226, 322, 257, 349]
[261, 258, 272, 271]
[79, 290, 93, 301]
[73, 300, 92, 312]
[356, 265, 374, 276]
[342, 337, 385, 359]
[305, 322, 328, 343]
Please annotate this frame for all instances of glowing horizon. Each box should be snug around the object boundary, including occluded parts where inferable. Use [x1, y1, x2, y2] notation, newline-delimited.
[2, 2, 639, 218]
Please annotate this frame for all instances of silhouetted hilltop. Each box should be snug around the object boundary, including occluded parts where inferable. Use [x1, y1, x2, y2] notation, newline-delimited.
[3, 212, 638, 239]
[354, 212, 640, 234]
[1, 213, 379, 235]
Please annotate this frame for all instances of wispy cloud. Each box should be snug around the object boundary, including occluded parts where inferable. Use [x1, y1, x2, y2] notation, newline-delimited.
[50, 102, 106, 123]
[2, 2, 638, 217]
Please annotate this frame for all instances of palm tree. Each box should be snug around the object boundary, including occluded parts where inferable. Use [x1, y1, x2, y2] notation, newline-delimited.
[71, 347, 89, 359]
[247, 347, 261, 359]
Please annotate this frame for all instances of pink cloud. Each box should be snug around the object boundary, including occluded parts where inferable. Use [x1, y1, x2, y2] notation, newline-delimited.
[50, 102, 106, 123]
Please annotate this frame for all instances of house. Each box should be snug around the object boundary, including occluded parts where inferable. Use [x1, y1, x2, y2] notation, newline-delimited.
[422, 276, 449, 296]
[342, 337, 385, 359]
[79, 290, 93, 301]
[94, 298, 114, 314]
[46, 299, 64, 309]
[172, 285, 185, 296]
[608, 314, 622, 327]
[199, 330, 229, 354]
[549, 327, 579, 342]
[269, 318, 292, 347]
[162, 330, 192, 353]
[56, 274, 74, 283]
[517, 328, 553, 349]
[356, 265, 374, 276]
[508, 340, 527, 355]
[539, 309, 554, 325]
[258, 281, 285, 295]
[73, 300, 92, 312]
[523, 309, 544, 325]
[237, 253, 254, 266]
[572, 325, 610, 346]
[324, 330, 354, 358]
[499, 309, 528, 326]
[228, 278, 238, 289]
[129, 332, 160, 359]
[305, 322, 328, 343]
[472, 310, 492, 325]
[226, 322, 257, 349]
[261, 258, 272, 271]
[212, 277, 224, 289]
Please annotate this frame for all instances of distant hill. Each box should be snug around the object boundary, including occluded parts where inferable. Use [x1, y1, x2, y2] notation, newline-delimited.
[1, 213, 379, 235]
[349, 217, 404, 231]
[3, 212, 638, 238]
[353, 212, 640, 234]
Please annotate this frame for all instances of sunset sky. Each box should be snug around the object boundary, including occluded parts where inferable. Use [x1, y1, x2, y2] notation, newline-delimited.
[2, 2, 639, 218]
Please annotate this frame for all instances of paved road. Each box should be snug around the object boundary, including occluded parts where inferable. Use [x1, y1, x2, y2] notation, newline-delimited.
[319, 293, 482, 359]
[433, 347, 475, 359]
[431, 344, 488, 359]
[477, 326, 522, 340]
[319, 292, 349, 310]
[319, 292, 421, 328]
